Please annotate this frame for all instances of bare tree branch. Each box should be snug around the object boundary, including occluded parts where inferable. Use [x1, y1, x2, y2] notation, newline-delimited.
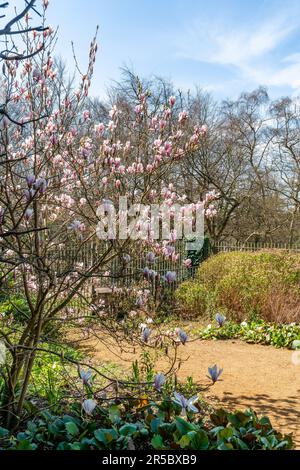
[0, 1, 48, 60]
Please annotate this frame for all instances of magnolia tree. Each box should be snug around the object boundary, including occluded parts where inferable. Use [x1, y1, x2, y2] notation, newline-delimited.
[0, 2, 218, 427]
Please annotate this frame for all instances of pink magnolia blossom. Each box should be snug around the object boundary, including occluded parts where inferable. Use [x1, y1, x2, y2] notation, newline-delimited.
[165, 142, 172, 156]
[200, 124, 208, 136]
[108, 120, 116, 132]
[136, 163, 144, 173]
[159, 119, 166, 131]
[135, 104, 143, 115]
[146, 164, 154, 173]
[169, 96, 176, 107]
[183, 258, 192, 268]
[150, 116, 158, 129]
[109, 105, 119, 120]
[83, 110, 90, 121]
[178, 111, 188, 124]
[95, 123, 105, 135]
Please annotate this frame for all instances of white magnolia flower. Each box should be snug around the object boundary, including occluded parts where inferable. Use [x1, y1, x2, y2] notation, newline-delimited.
[82, 399, 97, 416]
[173, 392, 198, 416]
[80, 369, 92, 385]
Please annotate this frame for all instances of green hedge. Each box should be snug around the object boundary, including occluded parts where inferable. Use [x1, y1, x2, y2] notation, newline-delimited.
[176, 251, 300, 322]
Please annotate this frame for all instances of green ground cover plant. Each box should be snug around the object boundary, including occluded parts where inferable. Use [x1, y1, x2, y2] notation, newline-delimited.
[0, 400, 293, 450]
[192, 319, 300, 349]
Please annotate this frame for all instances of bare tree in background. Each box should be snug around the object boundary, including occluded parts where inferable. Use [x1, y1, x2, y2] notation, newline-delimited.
[0, 0, 48, 61]
[0, 1, 49, 138]
[268, 97, 300, 244]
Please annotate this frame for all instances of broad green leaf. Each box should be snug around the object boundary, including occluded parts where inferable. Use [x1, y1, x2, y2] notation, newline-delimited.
[217, 427, 234, 440]
[151, 434, 164, 450]
[48, 423, 61, 436]
[16, 440, 36, 451]
[94, 428, 118, 444]
[57, 442, 70, 450]
[259, 416, 271, 428]
[210, 409, 228, 426]
[65, 421, 79, 436]
[175, 417, 195, 435]
[70, 442, 81, 450]
[260, 436, 271, 449]
[150, 417, 162, 433]
[190, 430, 209, 450]
[26, 422, 37, 434]
[275, 440, 289, 450]
[217, 441, 234, 450]
[0, 427, 9, 438]
[179, 434, 190, 448]
[232, 437, 249, 450]
[119, 424, 137, 436]
[228, 411, 250, 427]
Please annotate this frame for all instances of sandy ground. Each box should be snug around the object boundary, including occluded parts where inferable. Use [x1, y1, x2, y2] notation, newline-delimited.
[75, 335, 300, 448]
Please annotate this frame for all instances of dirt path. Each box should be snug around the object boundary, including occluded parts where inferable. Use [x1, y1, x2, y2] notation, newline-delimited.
[79, 336, 300, 447]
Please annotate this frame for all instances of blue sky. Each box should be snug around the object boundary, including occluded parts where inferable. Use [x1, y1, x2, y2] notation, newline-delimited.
[14, 1, 300, 100]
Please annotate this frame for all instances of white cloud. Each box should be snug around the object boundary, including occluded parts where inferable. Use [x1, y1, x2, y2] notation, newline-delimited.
[249, 61, 300, 90]
[173, 5, 300, 94]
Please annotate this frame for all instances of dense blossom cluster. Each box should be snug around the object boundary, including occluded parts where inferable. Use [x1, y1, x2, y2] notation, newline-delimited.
[0, 36, 218, 301]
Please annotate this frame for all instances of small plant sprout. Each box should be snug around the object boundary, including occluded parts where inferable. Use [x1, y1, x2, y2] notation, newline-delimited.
[80, 369, 92, 385]
[215, 313, 226, 327]
[154, 373, 166, 392]
[173, 392, 198, 415]
[178, 329, 188, 345]
[82, 399, 97, 416]
[208, 365, 223, 384]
